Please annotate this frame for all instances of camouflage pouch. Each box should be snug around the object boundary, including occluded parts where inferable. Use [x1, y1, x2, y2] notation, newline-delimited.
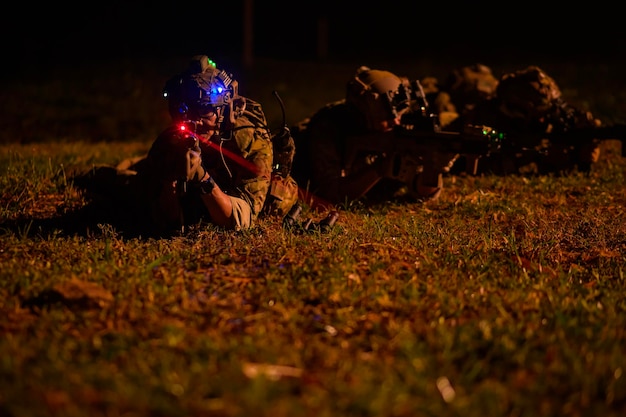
[263, 173, 299, 216]
[271, 127, 296, 178]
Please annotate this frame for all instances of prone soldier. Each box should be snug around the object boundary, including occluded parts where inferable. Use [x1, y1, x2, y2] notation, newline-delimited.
[71, 55, 299, 235]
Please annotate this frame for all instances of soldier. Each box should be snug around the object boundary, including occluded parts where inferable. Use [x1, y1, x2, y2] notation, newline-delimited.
[421, 63, 499, 128]
[291, 66, 458, 208]
[72, 55, 298, 235]
[448, 65, 602, 175]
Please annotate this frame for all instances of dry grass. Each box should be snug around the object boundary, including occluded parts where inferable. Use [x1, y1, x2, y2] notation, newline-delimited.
[1, 56, 626, 417]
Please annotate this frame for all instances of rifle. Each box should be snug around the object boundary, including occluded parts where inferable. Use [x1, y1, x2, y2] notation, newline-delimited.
[410, 84, 625, 168]
[469, 122, 626, 175]
[341, 112, 626, 200]
[335, 76, 626, 201]
[342, 113, 506, 193]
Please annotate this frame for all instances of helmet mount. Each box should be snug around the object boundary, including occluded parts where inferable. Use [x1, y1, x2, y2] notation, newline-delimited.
[163, 56, 241, 129]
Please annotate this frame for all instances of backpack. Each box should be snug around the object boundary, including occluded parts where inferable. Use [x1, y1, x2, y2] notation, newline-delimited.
[242, 97, 299, 217]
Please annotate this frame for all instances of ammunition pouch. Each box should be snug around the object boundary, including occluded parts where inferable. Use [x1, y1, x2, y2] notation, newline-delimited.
[263, 173, 299, 216]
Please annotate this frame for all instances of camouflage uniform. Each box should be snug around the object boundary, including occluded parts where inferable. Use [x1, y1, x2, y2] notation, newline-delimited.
[422, 63, 499, 129]
[148, 102, 275, 230]
[449, 65, 602, 175]
[292, 66, 454, 207]
[72, 56, 297, 235]
[444, 63, 499, 115]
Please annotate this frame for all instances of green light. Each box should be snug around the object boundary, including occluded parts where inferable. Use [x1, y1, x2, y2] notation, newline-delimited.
[480, 127, 505, 142]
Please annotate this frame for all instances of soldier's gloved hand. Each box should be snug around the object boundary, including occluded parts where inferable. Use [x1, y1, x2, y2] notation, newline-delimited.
[185, 146, 208, 183]
[148, 128, 208, 183]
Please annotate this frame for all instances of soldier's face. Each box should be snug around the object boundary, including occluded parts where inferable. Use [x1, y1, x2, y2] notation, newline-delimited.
[199, 111, 219, 129]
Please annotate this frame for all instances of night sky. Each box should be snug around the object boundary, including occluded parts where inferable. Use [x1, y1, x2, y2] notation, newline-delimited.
[4, 1, 625, 66]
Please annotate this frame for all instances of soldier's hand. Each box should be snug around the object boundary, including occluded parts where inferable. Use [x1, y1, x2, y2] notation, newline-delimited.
[186, 147, 208, 183]
[149, 127, 207, 183]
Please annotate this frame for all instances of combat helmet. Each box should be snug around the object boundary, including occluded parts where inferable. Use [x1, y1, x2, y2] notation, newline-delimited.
[163, 55, 240, 128]
[346, 66, 411, 131]
[443, 63, 498, 113]
[496, 65, 562, 120]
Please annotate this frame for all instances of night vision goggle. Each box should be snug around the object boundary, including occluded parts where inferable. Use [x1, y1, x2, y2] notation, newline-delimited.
[197, 68, 236, 108]
[163, 58, 239, 120]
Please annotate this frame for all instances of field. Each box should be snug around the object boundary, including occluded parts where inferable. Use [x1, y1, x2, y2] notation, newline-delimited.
[1, 55, 626, 416]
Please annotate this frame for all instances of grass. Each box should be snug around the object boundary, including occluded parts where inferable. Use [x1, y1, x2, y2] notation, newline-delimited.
[1, 56, 626, 416]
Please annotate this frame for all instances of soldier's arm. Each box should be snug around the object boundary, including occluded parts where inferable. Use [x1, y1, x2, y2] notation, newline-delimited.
[197, 176, 237, 228]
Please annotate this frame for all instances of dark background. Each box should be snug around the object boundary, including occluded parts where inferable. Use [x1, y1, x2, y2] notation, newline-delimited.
[4, 1, 625, 66]
[2, 1, 626, 144]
